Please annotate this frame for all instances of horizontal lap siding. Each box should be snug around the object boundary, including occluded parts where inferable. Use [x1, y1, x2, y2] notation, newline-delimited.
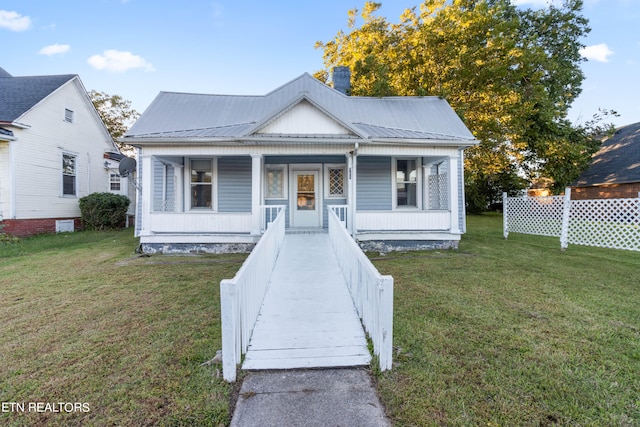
[357, 156, 391, 211]
[218, 156, 251, 212]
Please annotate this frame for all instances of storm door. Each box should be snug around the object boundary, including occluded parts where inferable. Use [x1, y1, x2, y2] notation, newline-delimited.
[291, 170, 321, 228]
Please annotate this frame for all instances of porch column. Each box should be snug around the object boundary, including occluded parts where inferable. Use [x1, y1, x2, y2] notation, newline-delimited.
[347, 152, 357, 237]
[251, 154, 263, 235]
[448, 155, 461, 234]
[140, 155, 153, 235]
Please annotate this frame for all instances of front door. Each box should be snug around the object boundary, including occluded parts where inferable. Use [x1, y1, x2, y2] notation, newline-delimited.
[291, 170, 321, 228]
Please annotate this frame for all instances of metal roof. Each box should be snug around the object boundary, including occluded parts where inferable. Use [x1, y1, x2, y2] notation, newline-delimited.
[125, 73, 476, 143]
[0, 71, 76, 122]
[575, 122, 640, 186]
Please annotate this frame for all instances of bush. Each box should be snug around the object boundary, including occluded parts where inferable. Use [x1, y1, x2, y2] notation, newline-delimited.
[79, 193, 130, 230]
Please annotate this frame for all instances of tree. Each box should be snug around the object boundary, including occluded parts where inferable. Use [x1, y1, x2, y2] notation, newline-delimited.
[89, 90, 139, 154]
[315, 0, 616, 211]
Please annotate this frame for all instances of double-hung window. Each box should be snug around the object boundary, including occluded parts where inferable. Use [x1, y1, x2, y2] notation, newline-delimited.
[190, 159, 213, 208]
[396, 158, 418, 207]
[62, 153, 77, 196]
[109, 173, 122, 192]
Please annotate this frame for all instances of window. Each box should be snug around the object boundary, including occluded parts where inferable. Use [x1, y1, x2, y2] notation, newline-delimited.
[190, 159, 212, 208]
[62, 154, 77, 196]
[396, 159, 418, 207]
[265, 165, 287, 199]
[109, 173, 121, 192]
[64, 108, 74, 123]
[325, 164, 346, 198]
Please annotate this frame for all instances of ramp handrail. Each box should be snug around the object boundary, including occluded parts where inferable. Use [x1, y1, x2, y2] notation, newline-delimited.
[220, 205, 286, 381]
[328, 206, 393, 371]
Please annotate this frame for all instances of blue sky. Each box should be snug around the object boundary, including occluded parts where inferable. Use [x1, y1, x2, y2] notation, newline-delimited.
[1, 0, 638, 127]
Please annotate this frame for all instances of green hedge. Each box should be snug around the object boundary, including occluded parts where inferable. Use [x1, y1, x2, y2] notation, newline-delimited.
[79, 192, 130, 230]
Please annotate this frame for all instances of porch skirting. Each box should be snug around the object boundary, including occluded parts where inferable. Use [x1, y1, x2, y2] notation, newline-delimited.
[355, 231, 460, 252]
[357, 239, 458, 252]
[141, 242, 255, 254]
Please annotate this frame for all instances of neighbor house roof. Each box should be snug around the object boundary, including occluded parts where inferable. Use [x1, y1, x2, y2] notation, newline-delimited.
[125, 73, 476, 143]
[574, 121, 640, 186]
[0, 69, 76, 123]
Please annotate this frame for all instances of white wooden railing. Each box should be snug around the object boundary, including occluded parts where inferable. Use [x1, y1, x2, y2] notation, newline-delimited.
[328, 206, 394, 371]
[219, 206, 286, 382]
[261, 205, 285, 232]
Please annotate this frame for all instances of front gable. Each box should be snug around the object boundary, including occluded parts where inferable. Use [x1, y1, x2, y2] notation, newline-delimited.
[255, 99, 355, 137]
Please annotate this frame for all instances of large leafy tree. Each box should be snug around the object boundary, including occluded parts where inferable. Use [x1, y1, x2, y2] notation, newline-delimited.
[315, 0, 615, 211]
[89, 90, 140, 154]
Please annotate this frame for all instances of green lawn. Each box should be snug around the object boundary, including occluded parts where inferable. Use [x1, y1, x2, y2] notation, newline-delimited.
[372, 214, 640, 426]
[1, 215, 638, 426]
[0, 230, 245, 426]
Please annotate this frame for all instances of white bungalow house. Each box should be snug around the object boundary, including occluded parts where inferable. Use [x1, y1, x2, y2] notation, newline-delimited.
[122, 69, 477, 253]
[0, 67, 133, 237]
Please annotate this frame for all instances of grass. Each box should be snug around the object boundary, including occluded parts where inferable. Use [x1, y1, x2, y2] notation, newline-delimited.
[1, 216, 638, 426]
[371, 213, 640, 426]
[0, 230, 246, 426]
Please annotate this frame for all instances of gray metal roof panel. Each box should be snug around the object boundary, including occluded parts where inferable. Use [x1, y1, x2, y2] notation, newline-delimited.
[125, 73, 476, 142]
[0, 73, 76, 122]
[575, 122, 640, 186]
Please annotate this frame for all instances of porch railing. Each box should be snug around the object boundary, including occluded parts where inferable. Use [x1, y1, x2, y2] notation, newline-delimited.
[261, 205, 285, 232]
[219, 206, 286, 382]
[327, 206, 394, 371]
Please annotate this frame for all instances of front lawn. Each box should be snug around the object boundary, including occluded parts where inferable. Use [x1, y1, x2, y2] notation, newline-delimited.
[373, 214, 640, 426]
[1, 215, 638, 426]
[0, 230, 245, 426]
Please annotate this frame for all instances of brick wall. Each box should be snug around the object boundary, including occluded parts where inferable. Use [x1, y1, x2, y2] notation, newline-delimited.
[0, 218, 82, 238]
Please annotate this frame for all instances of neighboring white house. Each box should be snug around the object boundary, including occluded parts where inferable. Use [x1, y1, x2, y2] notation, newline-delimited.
[122, 69, 478, 253]
[0, 67, 133, 237]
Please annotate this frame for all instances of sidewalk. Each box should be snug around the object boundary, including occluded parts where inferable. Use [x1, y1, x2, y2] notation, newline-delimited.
[230, 368, 391, 427]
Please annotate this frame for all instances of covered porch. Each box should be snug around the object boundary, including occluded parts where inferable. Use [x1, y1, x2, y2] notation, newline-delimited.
[136, 148, 463, 253]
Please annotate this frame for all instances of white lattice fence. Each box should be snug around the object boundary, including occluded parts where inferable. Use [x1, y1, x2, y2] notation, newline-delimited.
[504, 189, 640, 252]
[568, 198, 640, 251]
[503, 194, 564, 238]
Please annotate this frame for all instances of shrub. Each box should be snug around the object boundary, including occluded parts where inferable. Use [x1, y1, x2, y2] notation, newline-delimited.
[79, 192, 130, 230]
[0, 223, 20, 244]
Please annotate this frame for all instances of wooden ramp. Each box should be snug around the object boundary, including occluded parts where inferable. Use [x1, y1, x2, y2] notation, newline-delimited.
[242, 232, 371, 370]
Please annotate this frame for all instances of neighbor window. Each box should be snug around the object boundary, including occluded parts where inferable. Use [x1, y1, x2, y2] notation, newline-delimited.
[62, 154, 77, 196]
[265, 165, 287, 199]
[190, 159, 213, 208]
[109, 173, 121, 192]
[64, 108, 74, 123]
[396, 159, 417, 207]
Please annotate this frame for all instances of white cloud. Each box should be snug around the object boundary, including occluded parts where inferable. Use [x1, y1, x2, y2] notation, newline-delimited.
[87, 49, 155, 72]
[38, 44, 70, 56]
[580, 43, 614, 62]
[0, 10, 32, 31]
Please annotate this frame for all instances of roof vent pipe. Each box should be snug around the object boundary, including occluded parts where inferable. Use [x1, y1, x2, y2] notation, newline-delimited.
[332, 66, 351, 95]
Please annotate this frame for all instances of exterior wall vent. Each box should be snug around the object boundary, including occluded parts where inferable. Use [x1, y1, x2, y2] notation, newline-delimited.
[55, 219, 75, 233]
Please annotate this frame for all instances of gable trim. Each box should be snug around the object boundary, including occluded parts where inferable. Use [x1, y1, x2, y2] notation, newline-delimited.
[245, 94, 366, 139]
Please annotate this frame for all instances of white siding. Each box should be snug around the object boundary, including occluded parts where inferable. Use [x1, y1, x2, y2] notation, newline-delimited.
[0, 142, 10, 220]
[146, 212, 252, 234]
[258, 100, 353, 135]
[356, 211, 450, 231]
[10, 79, 115, 220]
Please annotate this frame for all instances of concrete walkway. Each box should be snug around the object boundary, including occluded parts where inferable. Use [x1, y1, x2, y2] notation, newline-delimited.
[230, 368, 391, 427]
